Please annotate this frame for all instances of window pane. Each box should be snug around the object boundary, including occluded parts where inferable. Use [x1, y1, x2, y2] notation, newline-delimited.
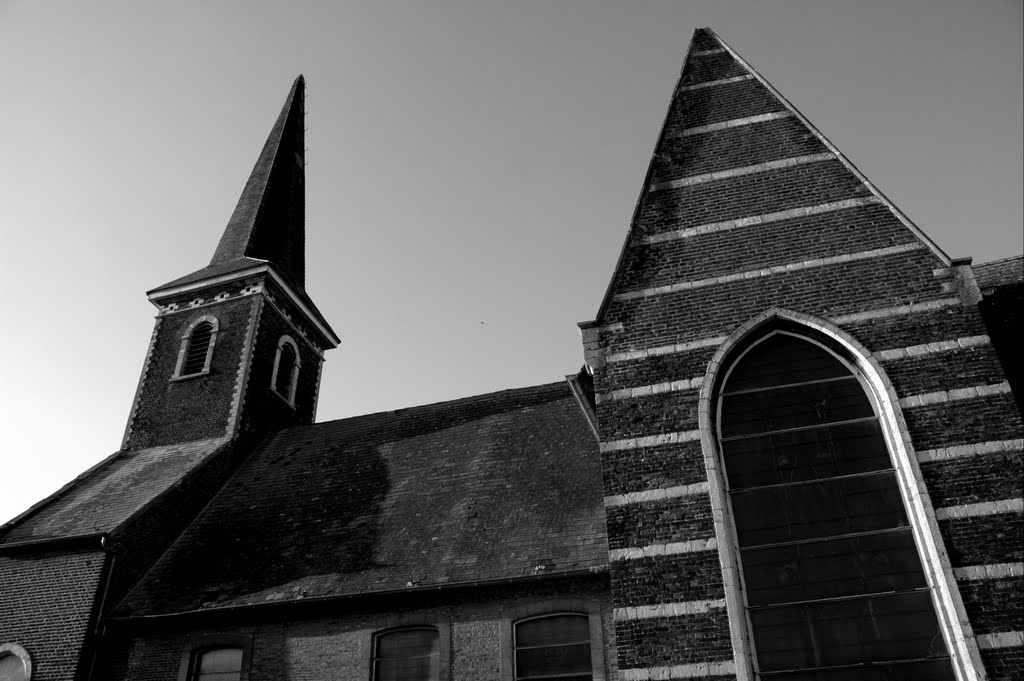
[722, 377, 874, 438]
[743, 529, 928, 606]
[516, 615, 590, 647]
[516, 643, 592, 678]
[723, 419, 890, 489]
[766, 658, 956, 681]
[731, 472, 908, 547]
[373, 628, 439, 681]
[725, 334, 850, 392]
[274, 344, 296, 394]
[198, 648, 243, 672]
[750, 592, 949, 672]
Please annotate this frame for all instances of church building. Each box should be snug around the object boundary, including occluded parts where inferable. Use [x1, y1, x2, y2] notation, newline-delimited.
[1, 27, 1021, 681]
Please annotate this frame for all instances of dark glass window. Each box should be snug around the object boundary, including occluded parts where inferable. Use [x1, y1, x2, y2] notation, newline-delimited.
[514, 614, 592, 681]
[372, 628, 440, 681]
[192, 648, 242, 681]
[718, 332, 954, 679]
[182, 321, 214, 375]
[274, 342, 297, 397]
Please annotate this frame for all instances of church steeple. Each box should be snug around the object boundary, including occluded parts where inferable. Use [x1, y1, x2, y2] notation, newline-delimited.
[124, 77, 337, 452]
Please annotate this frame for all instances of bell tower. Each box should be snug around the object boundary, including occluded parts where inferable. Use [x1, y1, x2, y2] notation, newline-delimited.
[122, 76, 339, 451]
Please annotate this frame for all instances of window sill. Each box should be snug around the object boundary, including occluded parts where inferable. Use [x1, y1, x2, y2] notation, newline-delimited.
[170, 370, 210, 383]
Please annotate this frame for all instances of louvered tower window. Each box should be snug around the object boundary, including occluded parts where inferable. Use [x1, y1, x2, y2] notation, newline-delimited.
[271, 336, 300, 405]
[181, 321, 214, 375]
[717, 331, 956, 680]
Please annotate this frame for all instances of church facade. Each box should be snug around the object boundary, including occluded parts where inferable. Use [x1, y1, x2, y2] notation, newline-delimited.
[1, 27, 1021, 681]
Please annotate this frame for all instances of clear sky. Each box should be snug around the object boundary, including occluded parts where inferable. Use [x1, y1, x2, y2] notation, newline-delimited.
[1, 1, 1021, 525]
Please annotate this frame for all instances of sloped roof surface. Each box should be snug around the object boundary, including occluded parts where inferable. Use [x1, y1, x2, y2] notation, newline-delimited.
[975, 255, 1024, 291]
[1, 438, 228, 544]
[116, 382, 605, 617]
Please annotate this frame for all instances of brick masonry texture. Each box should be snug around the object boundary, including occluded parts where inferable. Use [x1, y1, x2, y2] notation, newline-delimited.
[615, 611, 732, 670]
[881, 344, 1007, 396]
[604, 252, 949, 352]
[606, 494, 715, 550]
[601, 347, 717, 395]
[957, 577, 1024, 635]
[982, 648, 1024, 681]
[938, 514, 1023, 566]
[639, 161, 870, 235]
[979, 282, 1024, 415]
[0, 548, 106, 681]
[679, 50, 747, 86]
[600, 441, 707, 496]
[653, 115, 828, 182]
[919, 451, 1023, 508]
[104, 579, 615, 681]
[665, 78, 786, 134]
[126, 296, 256, 450]
[903, 393, 1023, 450]
[843, 303, 990, 351]
[611, 553, 724, 609]
[598, 390, 699, 440]
[616, 205, 917, 293]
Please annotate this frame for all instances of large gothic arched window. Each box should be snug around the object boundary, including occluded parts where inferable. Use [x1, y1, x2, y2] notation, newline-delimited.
[717, 330, 956, 680]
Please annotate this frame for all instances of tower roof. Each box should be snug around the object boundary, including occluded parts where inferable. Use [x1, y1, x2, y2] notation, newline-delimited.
[153, 76, 307, 292]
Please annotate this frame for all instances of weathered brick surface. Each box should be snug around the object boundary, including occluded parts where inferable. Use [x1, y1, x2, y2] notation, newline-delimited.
[104, 579, 615, 681]
[611, 552, 724, 608]
[601, 347, 717, 395]
[606, 495, 715, 550]
[653, 115, 828, 181]
[0, 548, 107, 681]
[600, 441, 707, 496]
[982, 648, 1024, 681]
[616, 205, 912, 293]
[957, 577, 1023, 635]
[679, 50, 748, 86]
[919, 451, 1023, 508]
[615, 611, 732, 669]
[597, 391, 699, 440]
[881, 345, 1006, 397]
[979, 281, 1024, 416]
[664, 78, 786, 134]
[843, 303, 989, 352]
[938, 514, 1023, 566]
[903, 393, 1023, 450]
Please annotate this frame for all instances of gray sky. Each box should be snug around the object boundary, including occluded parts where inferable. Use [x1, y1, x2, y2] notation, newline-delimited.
[1, 1, 1021, 525]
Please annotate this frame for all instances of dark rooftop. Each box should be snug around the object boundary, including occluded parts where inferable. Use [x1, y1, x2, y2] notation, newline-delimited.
[115, 381, 605, 617]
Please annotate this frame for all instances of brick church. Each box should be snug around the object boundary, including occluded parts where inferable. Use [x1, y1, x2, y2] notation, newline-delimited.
[2, 27, 1021, 681]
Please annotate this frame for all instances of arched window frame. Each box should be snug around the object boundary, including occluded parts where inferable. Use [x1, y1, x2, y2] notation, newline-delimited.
[0, 643, 32, 680]
[172, 315, 219, 380]
[176, 634, 252, 681]
[270, 335, 301, 406]
[360, 614, 451, 681]
[499, 599, 606, 681]
[697, 308, 985, 681]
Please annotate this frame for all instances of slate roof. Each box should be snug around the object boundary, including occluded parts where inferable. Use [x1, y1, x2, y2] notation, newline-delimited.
[975, 255, 1024, 291]
[115, 381, 605, 617]
[0, 438, 228, 544]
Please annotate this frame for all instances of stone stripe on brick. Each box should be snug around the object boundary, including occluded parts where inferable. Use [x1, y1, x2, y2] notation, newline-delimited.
[646, 196, 882, 243]
[976, 632, 1024, 650]
[620, 661, 737, 680]
[615, 243, 924, 302]
[917, 439, 1024, 463]
[607, 336, 727, 364]
[899, 381, 1012, 408]
[934, 498, 1024, 521]
[672, 111, 793, 138]
[954, 562, 1024, 581]
[876, 335, 991, 361]
[597, 377, 703, 404]
[651, 153, 835, 191]
[830, 297, 961, 325]
[609, 537, 718, 562]
[691, 48, 726, 57]
[605, 481, 710, 508]
[615, 599, 727, 621]
[600, 430, 702, 452]
[678, 74, 753, 91]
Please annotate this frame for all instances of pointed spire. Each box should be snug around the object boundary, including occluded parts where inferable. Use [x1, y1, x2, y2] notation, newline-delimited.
[209, 75, 306, 287]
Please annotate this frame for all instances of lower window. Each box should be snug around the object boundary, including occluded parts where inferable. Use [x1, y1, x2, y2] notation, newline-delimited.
[190, 648, 243, 681]
[372, 627, 440, 681]
[514, 613, 593, 681]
